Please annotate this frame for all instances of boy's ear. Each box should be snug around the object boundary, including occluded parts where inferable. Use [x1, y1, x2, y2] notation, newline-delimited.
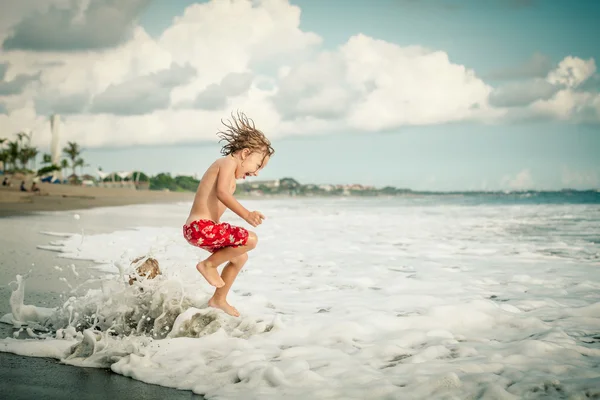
[242, 148, 251, 158]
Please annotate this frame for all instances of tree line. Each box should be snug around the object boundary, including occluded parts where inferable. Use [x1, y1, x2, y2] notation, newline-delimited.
[0, 134, 199, 191]
[0, 133, 85, 179]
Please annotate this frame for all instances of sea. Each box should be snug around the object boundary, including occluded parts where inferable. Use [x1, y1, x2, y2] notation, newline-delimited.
[1, 192, 599, 399]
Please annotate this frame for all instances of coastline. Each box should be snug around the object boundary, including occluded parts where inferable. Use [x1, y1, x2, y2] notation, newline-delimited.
[0, 182, 194, 217]
[2, 181, 599, 218]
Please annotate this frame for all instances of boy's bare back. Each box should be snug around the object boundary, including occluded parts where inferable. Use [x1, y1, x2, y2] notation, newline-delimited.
[186, 157, 236, 225]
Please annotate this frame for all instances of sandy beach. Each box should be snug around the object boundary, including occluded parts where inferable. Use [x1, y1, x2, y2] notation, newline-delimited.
[0, 177, 194, 217]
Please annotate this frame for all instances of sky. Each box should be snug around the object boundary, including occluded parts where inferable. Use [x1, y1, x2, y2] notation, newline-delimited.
[0, 0, 599, 191]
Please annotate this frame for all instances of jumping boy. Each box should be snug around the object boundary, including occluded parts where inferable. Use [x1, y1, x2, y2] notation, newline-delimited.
[183, 111, 274, 317]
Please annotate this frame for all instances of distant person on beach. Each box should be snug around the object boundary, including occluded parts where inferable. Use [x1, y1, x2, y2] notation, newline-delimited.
[20, 181, 27, 192]
[2, 177, 8, 186]
[183, 111, 274, 317]
[31, 182, 41, 194]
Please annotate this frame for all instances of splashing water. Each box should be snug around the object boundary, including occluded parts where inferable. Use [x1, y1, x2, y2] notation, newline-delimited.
[3, 266, 277, 339]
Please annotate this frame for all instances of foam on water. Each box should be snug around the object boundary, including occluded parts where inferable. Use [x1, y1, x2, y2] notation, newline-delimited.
[1, 198, 600, 399]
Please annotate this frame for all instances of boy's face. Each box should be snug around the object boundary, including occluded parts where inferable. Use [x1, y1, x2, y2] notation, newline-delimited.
[238, 149, 269, 180]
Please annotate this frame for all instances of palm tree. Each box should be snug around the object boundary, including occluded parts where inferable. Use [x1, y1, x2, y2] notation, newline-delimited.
[74, 157, 85, 176]
[63, 141, 83, 179]
[7, 140, 19, 171]
[61, 159, 69, 176]
[16, 145, 38, 171]
[16, 131, 28, 145]
[17, 147, 28, 170]
[0, 138, 7, 173]
[26, 146, 39, 170]
[8, 132, 35, 170]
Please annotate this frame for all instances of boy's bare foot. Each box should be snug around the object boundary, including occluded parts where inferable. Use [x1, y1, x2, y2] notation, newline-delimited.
[208, 297, 240, 317]
[196, 262, 225, 288]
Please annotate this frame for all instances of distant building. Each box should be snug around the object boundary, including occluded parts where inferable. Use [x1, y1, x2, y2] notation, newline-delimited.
[348, 184, 368, 190]
[248, 179, 280, 189]
[279, 177, 300, 189]
[50, 114, 62, 180]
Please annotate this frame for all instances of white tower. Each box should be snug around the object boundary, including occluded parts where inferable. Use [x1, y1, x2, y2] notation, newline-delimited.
[50, 114, 62, 179]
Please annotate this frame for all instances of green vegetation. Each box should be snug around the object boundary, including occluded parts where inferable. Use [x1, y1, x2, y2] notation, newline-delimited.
[100, 171, 149, 182]
[149, 173, 199, 192]
[0, 133, 86, 180]
[63, 141, 85, 177]
[36, 164, 61, 176]
[174, 175, 200, 192]
[0, 132, 39, 173]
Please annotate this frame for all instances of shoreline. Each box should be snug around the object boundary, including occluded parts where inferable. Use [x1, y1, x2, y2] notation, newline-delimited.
[3, 184, 599, 218]
[0, 182, 194, 217]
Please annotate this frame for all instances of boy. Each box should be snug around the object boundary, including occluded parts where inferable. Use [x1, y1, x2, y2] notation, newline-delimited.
[183, 112, 274, 317]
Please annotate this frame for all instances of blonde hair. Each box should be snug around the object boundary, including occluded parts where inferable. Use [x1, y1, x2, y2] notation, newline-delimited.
[217, 111, 274, 158]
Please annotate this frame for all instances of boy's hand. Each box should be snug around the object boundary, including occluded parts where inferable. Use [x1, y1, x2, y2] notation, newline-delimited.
[245, 211, 265, 227]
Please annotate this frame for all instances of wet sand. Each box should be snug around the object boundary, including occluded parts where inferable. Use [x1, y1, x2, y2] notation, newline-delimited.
[0, 350, 203, 400]
[0, 181, 194, 217]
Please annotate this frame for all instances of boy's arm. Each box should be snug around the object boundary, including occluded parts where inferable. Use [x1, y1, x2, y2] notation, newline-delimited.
[216, 160, 249, 220]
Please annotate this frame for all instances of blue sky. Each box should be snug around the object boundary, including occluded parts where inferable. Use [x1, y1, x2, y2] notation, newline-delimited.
[1, 0, 599, 190]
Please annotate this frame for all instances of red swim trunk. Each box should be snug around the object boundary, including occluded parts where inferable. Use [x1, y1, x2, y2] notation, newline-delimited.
[183, 219, 249, 253]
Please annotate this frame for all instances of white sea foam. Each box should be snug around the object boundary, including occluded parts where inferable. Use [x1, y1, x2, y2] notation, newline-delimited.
[1, 198, 599, 399]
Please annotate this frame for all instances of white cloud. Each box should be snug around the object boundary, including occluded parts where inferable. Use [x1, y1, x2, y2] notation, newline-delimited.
[547, 56, 596, 88]
[0, 63, 40, 95]
[492, 56, 600, 123]
[0, 102, 48, 142]
[561, 166, 599, 189]
[0, 0, 598, 151]
[343, 36, 494, 130]
[274, 34, 495, 131]
[1, 0, 151, 51]
[489, 78, 558, 108]
[501, 169, 534, 190]
[530, 89, 600, 122]
[190, 72, 255, 110]
[487, 52, 553, 81]
[90, 63, 196, 115]
[159, 0, 320, 106]
[273, 51, 353, 119]
[527, 56, 599, 121]
[0, 0, 71, 43]
[0, 26, 173, 105]
[0, 0, 318, 148]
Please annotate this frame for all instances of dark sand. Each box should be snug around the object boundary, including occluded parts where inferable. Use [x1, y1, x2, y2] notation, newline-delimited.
[0, 351, 203, 400]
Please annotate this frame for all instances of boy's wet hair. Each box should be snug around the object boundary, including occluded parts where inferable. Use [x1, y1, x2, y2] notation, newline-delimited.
[217, 111, 274, 158]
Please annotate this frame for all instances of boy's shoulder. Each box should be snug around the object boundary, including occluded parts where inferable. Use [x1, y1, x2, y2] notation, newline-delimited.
[211, 156, 237, 176]
[213, 156, 235, 168]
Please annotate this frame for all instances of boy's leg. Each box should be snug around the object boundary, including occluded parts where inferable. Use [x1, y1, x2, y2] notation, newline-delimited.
[196, 232, 257, 288]
[208, 253, 248, 316]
